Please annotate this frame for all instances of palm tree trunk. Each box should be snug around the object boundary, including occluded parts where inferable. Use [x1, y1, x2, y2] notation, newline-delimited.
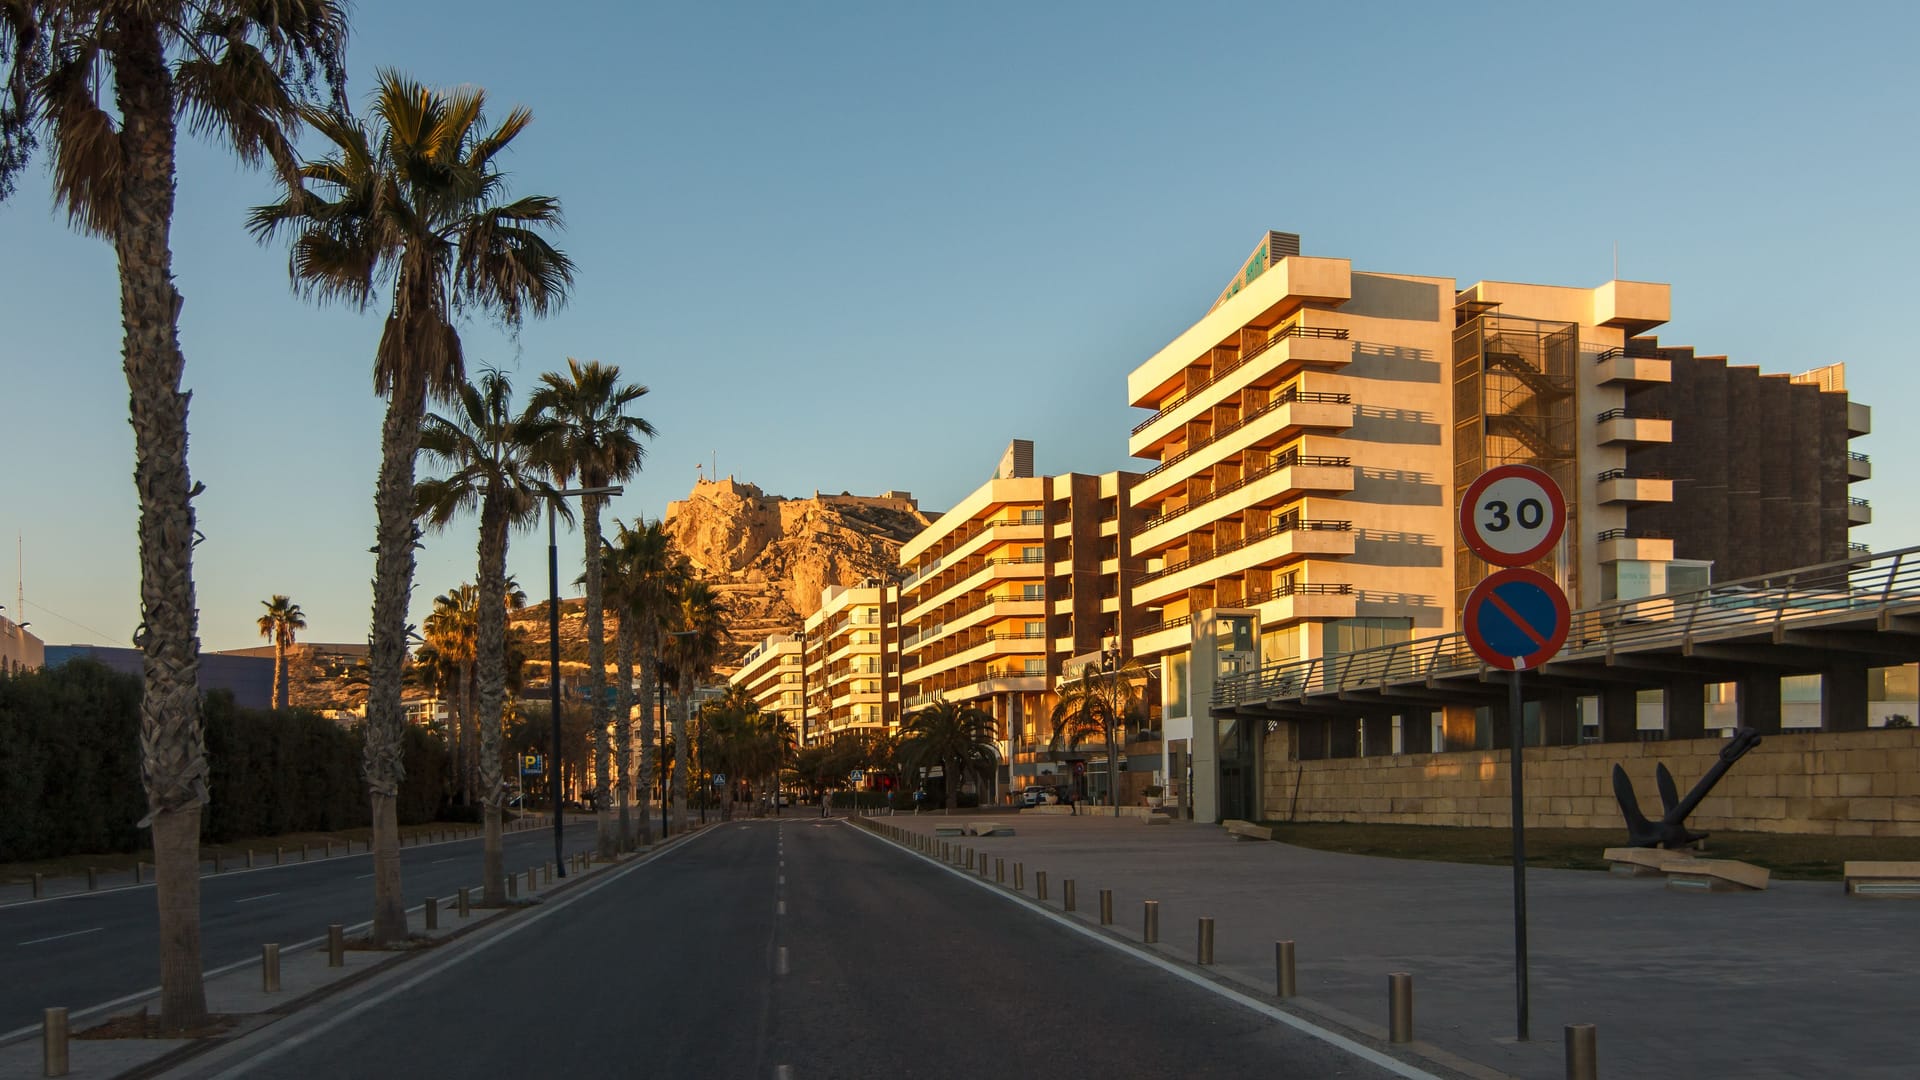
[112, 18, 207, 1030]
[365, 365, 428, 945]
[475, 502, 510, 905]
[672, 675, 692, 828]
[581, 494, 615, 857]
[946, 756, 960, 812]
[637, 643, 657, 844]
[273, 638, 286, 709]
[613, 619, 635, 851]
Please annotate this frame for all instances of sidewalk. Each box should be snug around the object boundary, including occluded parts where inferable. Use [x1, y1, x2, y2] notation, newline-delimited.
[869, 811, 1920, 1080]
[0, 821, 679, 1080]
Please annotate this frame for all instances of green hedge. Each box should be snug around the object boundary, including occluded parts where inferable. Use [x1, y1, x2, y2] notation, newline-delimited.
[0, 660, 449, 861]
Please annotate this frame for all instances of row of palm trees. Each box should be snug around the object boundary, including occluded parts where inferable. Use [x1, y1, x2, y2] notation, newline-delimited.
[1, 1, 623, 1028]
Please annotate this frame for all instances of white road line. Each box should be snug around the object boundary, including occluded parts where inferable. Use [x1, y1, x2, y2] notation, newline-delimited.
[233, 892, 281, 905]
[355, 874, 374, 880]
[850, 825, 1445, 1080]
[432, 857, 456, 863]
[18, 927, 103, 946]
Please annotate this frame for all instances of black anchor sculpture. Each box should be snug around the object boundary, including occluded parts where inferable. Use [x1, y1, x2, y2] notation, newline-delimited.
[1611, 727, 1763, 848]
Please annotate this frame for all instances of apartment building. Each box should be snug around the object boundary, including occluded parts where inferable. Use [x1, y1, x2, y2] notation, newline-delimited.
[897, 441, 1145, 797]
[0, 611, 42, 675]
[1125, 232, 1868, 820]
[798, 582, 899, 744]
[729, 632, 803, 730]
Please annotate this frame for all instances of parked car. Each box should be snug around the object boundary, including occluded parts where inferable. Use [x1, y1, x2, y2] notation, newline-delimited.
[1020, 786, 1048, 807]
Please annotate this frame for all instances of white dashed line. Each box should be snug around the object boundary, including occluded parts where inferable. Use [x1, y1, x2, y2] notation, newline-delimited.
[233, 892, 281, 904]
[18, 927, 103, 946]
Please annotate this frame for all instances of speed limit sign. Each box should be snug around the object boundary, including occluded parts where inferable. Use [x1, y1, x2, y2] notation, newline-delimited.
[1460, 464, 1565, 567]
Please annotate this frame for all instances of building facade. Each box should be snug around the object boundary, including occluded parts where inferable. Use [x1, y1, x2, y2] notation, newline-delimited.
[799, 583, 899, 744]
[0, 611, 43, 675]
[730, 633, 804, 731]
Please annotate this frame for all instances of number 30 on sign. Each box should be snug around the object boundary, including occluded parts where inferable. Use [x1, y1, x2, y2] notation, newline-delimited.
[1460, 464, 1566, 567]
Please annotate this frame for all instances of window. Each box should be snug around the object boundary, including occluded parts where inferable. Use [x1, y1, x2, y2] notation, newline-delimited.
[1023, 584, 1044, 600]
[1023, 659, 1046, 675]
[1024, 621, 1044, 638]
[1320, 617, 1413, 657]
[1021, 546, 1045, 563]
[1021, 508, 1045, 524]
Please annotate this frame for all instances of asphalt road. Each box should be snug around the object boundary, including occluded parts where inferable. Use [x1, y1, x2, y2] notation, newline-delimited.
[0, 821, 601, 1037]
[215, 819, 1402, 1080]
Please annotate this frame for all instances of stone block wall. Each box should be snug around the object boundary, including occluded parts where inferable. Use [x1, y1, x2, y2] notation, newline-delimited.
[1261, 726, 1920, 837]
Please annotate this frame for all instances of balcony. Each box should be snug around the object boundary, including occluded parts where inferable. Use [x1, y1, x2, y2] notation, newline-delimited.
[904, 557, 1048, 623]
[1848, 401, 1871, 437]
[1128, 327, 1353, 456]
[1133, 520, 1355, 606]
[1595, 529, 1673, 563]
[902, 594, 1046, 654]
[1593, 347, 1671, 385]
[1594, 408, 1672, 445]
[1134, 452, 1355, 555]
[1596, 469, 1673, 504]
[1848, 451, 1871, 482]
[1132, 389, 1355, 501]
[1849, 497, 1872, 525]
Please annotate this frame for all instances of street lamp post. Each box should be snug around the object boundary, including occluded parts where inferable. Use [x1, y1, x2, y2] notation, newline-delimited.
[658, 675, 669, 840]
[548, 484, 623, 877]
[665, 629, 697, 833]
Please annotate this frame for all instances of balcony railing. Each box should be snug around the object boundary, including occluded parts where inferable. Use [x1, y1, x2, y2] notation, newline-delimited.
[1596, 468, 1668, 482]
[1596, 528, 1669, 543]
[1594, 345, 1664, 363]
[1138, 452, 1352, 534]
[1850, 451, 1870, 465]
[1130, 325, 1352, 436]
[1850, 497, 1871, 510]
[1134, 580, 1354, 638]
[1139, 391, 1354, 481]
[1136, 518, 1353, 584]
[1595, 407, 1669, 423]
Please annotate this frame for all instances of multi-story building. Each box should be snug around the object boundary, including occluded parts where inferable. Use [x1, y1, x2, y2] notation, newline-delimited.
[897, 441, 1146, 798]
[0, 610, 43, 675]
[729, 632, 804, 730]
[798, 582, 899, 744]
[1125, 232, 1869, 819]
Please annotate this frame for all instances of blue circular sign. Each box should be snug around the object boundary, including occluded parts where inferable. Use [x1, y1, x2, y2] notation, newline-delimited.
[1463, 568, 1570, 671]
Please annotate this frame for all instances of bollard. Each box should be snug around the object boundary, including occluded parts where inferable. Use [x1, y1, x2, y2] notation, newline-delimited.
[135, 861, 145, 884]
[328, 924, 345, 967]
[85, 867, 96, 891]
[525, 868, 535, 894]
[508, 872, 519, 899]
[247, 849, 257, 870]
[1063, 879, 1076, 912]
[42, 1007, 68, 1078]
[32, 872, 42, 899]
[1565, 1024, 1598, 1080]
[1036, 871, 1048, 901]
[1099, 889, 1113, 925]
[301, 844, 309, 862]
[458, 887, 470, 918]
[777, 946, 790, 976]
[996, 857, 1005, 884]
[966, 848, 975, 870]
[262, 944, 281, 993]
[1144, 900, 1160, 943]
[543, 862, 552, 885]
[1014, 862, 1025, 890]
[425, 896, 439, 930]
[1388, 972, 1413, 1044]
[1276, 940, 1297, 997]
[214, 851, 224, 874]
[275, 847, 283, 866]
[1198, 917, 1215, 964]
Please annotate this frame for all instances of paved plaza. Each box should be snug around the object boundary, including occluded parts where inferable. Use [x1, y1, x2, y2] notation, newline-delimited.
[875, 810, 1920, 1080]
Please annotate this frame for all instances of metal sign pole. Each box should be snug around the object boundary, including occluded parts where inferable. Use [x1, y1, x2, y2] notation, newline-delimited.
[1510, 663, 1529, 1042]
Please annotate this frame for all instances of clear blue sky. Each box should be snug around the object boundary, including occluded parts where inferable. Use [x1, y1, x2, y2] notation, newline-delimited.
[2, 1, 1915, 652]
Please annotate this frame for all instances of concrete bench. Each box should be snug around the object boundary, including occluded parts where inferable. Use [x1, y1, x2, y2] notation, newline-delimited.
[967, 822, 1015, 837]
[1223, 819, 1274, 842]
[933, 825, 966, 837]
[1144, 815, 1170, 826]
[1604, 848, 1770, 891]
[1844, 861, 1920, 897]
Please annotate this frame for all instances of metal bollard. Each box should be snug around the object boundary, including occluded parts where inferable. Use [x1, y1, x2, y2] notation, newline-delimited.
[543, 862, 552, 885]
[262, 944, 281, 993]
[1063, 879, 1076, 912]
[1144, 900, 1160, 943]
[1198, 917, 1215, 964]
[135, 861, 145, 884]
[1099, 889, 1113, 925]
[275, 847, 283, 866]
[214, 851, 224, 874]
[777, 946, 790, 976]
[966, 848, 975, 869]
[1565, 1024, 1598, 1080]
[425, 896, 439, 931]
[301, 844, 309, 862]
[1036, 871, 1049, 900]
[43, 1007, 68, 1078]
[1276, 940, 1297, 997]
[458, 887, 470, 918]
[996, 857, 1005, 884]
[525, 868, 535, 894]
[1389, 972, 1413, 1043]
[507, 872, 518, 899]
[247, 849, 257, 870]
[1014, 862, 1025, 890]
[86, 867, 97, 891]
[328, 924, 345, 967]
[32, 872, 42, 899]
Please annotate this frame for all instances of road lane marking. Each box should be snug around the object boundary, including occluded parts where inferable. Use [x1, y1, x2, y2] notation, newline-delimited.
[850, 824, 1444, 1080]
[355, 873, 374, 880]
[432, 857, 456, 863]
[233, 892, 281, 904]
[777, 901, 786, 916]
[18, 927, 103, 946]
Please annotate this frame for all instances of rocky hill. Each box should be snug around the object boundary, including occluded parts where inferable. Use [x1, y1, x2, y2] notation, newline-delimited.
[663, 477, 931, 671]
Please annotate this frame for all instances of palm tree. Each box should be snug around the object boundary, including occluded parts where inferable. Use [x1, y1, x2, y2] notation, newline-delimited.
[249, 71, 573, 945]
[256, 595, 307, 710]
[528, 359, 655, 857]
[602, 518, 683, 845]
[901, 700, 999, 812]
[1, 1, 348, 1028]
[663, 578, 727, 828]
[418, 370, 560, 903]
[1051, 656, 1151, 814]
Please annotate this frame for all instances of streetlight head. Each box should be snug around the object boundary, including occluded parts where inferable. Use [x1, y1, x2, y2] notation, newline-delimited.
[555, 485, 623, 499]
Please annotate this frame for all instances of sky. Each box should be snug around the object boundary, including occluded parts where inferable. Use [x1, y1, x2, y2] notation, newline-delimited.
[2, 1, 1916, 653]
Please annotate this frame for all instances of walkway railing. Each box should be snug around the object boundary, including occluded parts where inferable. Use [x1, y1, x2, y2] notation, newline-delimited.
[1214, 545, 1920, 708]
